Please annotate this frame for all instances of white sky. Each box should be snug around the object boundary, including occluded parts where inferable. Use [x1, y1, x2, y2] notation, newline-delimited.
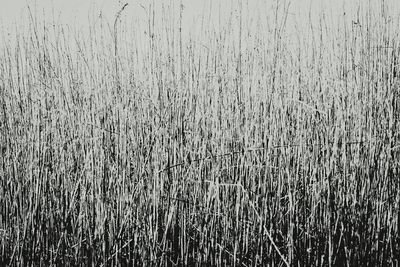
[1, 0, 400, 38]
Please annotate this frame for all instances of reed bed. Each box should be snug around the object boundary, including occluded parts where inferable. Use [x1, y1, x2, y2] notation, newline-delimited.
[0, 1, 399, 266]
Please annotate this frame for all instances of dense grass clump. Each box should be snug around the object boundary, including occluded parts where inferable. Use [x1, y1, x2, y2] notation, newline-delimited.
[0, 1, 399, 266]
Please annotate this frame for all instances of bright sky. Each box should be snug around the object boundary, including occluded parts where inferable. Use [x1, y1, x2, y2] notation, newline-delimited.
[1, 0, 400, 36]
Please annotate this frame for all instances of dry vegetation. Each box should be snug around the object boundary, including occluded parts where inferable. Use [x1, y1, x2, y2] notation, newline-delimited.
[0, 0, 399, 266]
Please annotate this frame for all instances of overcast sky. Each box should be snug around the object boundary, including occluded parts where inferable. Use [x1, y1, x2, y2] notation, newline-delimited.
[1, 0, 399, 36]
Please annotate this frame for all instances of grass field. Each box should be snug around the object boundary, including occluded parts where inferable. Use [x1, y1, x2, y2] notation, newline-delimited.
[0, 0, 399, 266]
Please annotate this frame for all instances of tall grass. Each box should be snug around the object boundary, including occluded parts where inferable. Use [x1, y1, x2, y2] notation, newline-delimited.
[0, 1, 399, 266]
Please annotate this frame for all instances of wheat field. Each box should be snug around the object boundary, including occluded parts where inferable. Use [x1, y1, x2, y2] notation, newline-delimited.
[0, 0, 399, 266]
